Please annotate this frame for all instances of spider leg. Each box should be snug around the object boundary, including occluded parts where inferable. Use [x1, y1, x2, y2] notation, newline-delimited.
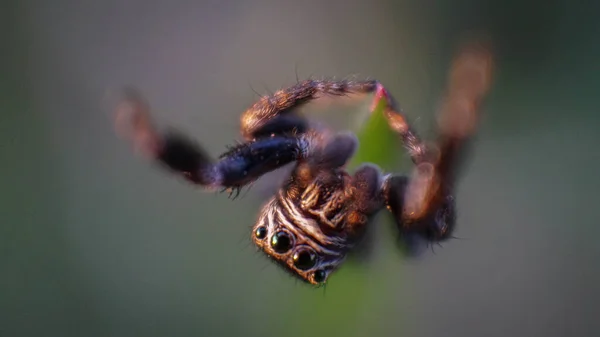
[239, 79, 379, 196]
[373, 86, 429, 164]
[115, 88, 318, 191]
[374, 84, 459, 242]
[382, 43, 493, 242]
[240, 79, 379, 140]
[240, 78, 434, 167]
[382, 174, 455, 243]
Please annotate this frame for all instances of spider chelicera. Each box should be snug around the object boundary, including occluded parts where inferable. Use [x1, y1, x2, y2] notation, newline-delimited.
[115, 45, 493, 286]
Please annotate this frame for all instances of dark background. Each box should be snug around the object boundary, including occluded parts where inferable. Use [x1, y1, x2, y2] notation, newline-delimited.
[2, 1, 599, 336]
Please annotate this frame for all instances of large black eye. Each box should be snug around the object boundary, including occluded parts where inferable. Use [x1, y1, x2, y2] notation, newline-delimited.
[254, 226, 267, 239]
[270, 231, 292, 253]
[292, 247, 317, 270]
[313, 270, 327, 283]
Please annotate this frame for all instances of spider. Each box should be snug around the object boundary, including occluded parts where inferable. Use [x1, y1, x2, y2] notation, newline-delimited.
[115, 45, 493, 286]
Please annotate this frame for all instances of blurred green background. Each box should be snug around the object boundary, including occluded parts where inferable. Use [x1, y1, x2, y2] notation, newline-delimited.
[2, 1, 599, 336]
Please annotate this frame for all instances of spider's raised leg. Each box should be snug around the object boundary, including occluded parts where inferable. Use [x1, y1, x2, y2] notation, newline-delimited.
[115, 89, 316, 191]
[382, 43, 493, 242]
[242, 77, 434, 168]
[240, 79, 380, 140]
[241, 79, 387, 197]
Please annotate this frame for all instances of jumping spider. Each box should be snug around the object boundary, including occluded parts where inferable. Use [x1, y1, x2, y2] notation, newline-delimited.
[115, 47, 492, 286]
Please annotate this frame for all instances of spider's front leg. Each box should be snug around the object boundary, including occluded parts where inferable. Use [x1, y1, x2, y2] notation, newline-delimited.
[240, 77, 431, 164]
[239, 78, 393, 196]
[381, 44, 494, 243]
[114, 89, 316, 192]
[240, 79, 382, 140]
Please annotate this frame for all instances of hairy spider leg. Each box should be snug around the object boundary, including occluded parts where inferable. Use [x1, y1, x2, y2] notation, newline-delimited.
[382, 45, 493, 242]
[240, 79, 375, 140]
[239, 78, 431, 165]
[115, 88, 321, 191]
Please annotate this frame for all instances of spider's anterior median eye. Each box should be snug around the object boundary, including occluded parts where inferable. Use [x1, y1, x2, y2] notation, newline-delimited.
[313, 270, 327, 283]
[292, 247, 317, 270]
[270, 231, 293, 253]
[254, 226, 267, 239]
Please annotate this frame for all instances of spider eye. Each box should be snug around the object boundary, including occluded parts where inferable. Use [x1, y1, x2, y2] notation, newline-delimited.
[313, 270, 327, 283]
[270, 231, 293, 253]
[254, 226, 267, 239]
[292, 247, 317, 270]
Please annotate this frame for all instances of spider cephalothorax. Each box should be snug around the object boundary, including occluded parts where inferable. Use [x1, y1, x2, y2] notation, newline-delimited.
[115, 45, 493, 286]
[251, 163, 383, 284]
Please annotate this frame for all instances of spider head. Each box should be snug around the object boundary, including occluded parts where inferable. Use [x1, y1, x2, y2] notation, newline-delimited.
[251, 198, 351, 286]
